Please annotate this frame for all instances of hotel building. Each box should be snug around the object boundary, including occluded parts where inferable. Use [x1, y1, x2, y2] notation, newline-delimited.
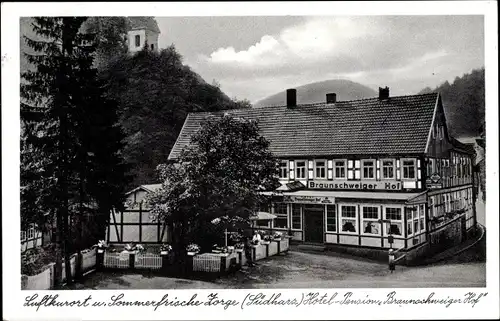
[168, 87, 477, 262]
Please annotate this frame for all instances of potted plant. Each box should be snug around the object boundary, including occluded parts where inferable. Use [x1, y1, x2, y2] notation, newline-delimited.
[160, 243, 172, 255]
[136, 244, 146, 253]
[186, 243, 200, 256]
[96, 240, 108, 253]
[273, 231, 283, 241]
[262, 234, 272, 244]
[234, 242, 244, 251]
[124, 242, 137, 252]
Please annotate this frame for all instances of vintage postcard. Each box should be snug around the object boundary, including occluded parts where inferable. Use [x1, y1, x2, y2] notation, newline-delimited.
[2, 1, 499, 320]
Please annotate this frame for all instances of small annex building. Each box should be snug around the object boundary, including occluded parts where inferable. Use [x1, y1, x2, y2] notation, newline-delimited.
[106, 184, 171, 245]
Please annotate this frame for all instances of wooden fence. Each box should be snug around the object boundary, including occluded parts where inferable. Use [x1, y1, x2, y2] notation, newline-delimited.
[103, 252, 130, 269]
[192, 254, 223, 272]
[135, 253, 162, 269]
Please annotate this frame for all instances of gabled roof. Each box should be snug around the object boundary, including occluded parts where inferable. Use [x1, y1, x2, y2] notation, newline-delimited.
[125, 184, 162, 195]
[168, 93, 439, 160]
[128, 17, 160, 33]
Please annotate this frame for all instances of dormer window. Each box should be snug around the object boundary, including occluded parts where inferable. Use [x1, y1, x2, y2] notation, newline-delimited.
[135, 35, 141, 47]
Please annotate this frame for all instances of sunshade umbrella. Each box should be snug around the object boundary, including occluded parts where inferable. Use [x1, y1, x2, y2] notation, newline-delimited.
[249, 211, 277, 221]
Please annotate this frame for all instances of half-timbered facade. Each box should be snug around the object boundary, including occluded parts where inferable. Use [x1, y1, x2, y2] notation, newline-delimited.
[168, 87, 476, 260]
[106, 184, 171, 244]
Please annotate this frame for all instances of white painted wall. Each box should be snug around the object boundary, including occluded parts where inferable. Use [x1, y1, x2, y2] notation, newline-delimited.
[128, 29, 159, 53]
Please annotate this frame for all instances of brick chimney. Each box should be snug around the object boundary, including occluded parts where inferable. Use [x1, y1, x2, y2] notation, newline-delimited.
[379, 86, 390, 100]
[326, 93, 337, 104]
[286, 89, 297, 108]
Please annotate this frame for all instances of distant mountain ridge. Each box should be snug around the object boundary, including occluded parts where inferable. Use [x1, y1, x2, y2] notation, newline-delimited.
[254, 79, 377, 107]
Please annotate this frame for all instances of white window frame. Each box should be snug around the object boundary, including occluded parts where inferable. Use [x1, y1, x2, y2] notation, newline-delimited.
[405, 206, 419, 237]
[325, 204, 337, 232]
[381, 158, 395, 179]
[27, 224, 35, 239]
[383, 206, 404, 237]
[315, 159, 327, 179]
[272, 203, 289, 229]
[278, 160, 288, 179]
[361, 205, 381, 235]
[339, 204, 358, 234]
[291, 203, 302, 231]
[418, 204, 426, 232]
[361, 159, 376, 179]
[334, 159, 347, 179]
[295, 160, 307, 179]
[401, 158, 417, 180]
[21, 230, 27, 242]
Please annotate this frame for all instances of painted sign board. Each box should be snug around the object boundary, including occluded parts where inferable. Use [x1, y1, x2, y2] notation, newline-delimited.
[283, 195, 334, 204]
[308, 180, 403, 191]
[426, 183, 443, 189]
[430, 173, 441, 183]
[426, 173, 442, 189]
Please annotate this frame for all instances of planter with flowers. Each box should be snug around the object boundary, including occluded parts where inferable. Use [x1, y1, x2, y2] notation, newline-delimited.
[261, 234, 272, 245]
[186, 243, 200, 256]
[273, 231, 283, 241]
[124, 243, 137, 252]
[95, 240, 108, 254]
[160, 243, 173, 255]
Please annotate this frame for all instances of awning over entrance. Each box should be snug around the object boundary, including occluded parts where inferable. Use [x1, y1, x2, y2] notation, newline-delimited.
[406, 191, 428, 205]
[275, 181, 306, 192]
[249, 211, 277, 221]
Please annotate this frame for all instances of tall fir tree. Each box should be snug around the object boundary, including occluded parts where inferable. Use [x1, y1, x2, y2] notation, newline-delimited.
[21, 17, 128, 285]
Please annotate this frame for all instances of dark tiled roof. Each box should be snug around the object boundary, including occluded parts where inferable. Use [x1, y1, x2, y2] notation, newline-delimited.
[450, 137, 476, 155]
[128, 17, 160, 33]
[168, 93, 440, 160]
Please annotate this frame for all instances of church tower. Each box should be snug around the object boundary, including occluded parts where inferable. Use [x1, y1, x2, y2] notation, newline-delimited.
[127, 17, 160, 54]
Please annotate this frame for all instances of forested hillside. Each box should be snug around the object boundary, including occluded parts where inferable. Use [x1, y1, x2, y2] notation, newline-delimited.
[420, 68, 485, 138]
[21, 17, 249, 190]
[101, 46, 248, 188]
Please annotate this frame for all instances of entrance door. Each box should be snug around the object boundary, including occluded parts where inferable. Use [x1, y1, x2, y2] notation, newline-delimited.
[304, 204, 324, 243]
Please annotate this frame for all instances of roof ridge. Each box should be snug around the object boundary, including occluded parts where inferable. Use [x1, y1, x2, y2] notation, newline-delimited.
[187, 92, 439, 116]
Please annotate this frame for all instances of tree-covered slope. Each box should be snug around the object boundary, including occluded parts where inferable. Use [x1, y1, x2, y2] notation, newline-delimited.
[420, 68, 485, 138]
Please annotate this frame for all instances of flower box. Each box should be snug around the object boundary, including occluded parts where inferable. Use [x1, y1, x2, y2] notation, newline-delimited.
[160, 251, 169, 255]
[187, 251, 199, 256]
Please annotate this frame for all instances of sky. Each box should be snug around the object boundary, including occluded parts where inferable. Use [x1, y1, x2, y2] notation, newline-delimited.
[157, 16, 482, 103]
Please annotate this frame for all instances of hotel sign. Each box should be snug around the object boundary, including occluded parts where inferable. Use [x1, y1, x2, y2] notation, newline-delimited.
[283, 195, 334, 204]
[426, 173, 442, 189]
[308, 180, 403, 191]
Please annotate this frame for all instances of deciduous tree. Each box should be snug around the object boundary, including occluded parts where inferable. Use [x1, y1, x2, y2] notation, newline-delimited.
[147, 114, 280, 255]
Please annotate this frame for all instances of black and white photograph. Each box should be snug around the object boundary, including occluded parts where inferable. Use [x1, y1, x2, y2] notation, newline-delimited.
[2, 1, 499, 320]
